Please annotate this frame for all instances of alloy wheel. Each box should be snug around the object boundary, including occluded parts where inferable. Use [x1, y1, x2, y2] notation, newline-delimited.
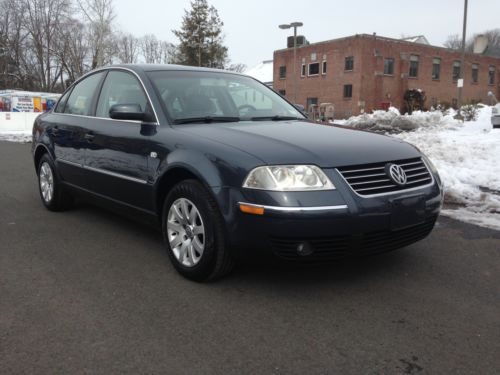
[39, 162, 54, 203]
[167, 198, 205, 267]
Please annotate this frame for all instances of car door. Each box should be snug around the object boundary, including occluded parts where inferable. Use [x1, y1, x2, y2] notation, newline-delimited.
[51, 71, 106, 188]
[83, 69, 158, 212]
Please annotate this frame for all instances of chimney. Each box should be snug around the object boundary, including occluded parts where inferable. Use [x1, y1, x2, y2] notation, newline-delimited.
[473, 35, 488, 54]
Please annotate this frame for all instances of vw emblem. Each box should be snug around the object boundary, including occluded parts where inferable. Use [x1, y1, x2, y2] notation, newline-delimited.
[386, 163, 407, 186]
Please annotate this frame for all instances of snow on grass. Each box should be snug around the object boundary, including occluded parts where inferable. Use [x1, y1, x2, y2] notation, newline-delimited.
[345, 105, 500, 231]
[0, 131, 32, 143]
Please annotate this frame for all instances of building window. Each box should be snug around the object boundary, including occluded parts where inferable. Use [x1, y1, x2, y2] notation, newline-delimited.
[345, 56, 354, 71]
[452, 61, 461, 81]
[384, 58, 394, 75]
[278, 89, 286, 96]
[409, 55, 419, 78]
[489, 66, 496, 85]
[279, 66, 286, 79]
[343, 84, 353, 98]
[472, 63, 479, 83]
[432, 58, 441, 80]
[322, 61, 327, 75]
[306, 97, 318, 111]
[301, 64, 306, 77]
[308, 62, 320, 76]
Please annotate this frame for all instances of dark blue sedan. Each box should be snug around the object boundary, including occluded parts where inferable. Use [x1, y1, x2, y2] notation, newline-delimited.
[32, 64, 443, 281]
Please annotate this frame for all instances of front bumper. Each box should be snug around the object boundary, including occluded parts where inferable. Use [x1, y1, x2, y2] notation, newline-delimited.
[219, 169, 443, 260]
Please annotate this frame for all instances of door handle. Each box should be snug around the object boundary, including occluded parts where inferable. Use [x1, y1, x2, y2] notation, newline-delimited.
[84, 132, 95, 141]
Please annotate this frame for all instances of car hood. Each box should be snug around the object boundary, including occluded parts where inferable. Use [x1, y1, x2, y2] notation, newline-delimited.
[175, 120, 420, 167]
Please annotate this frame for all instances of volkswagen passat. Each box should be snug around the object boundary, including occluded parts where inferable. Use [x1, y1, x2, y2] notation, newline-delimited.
[32, 65, 443, 281]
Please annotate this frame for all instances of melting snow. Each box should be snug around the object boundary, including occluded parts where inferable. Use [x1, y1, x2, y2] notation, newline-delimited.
[0, 131, 32, 143]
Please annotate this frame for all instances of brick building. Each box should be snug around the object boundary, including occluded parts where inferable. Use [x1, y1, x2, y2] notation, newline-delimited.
[273, 34, 500, 118]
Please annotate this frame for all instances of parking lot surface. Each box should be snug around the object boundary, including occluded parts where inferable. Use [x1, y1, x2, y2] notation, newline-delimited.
[1, 141, 499, 374]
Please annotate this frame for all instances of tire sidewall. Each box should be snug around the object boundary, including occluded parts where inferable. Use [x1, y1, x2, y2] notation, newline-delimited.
[37, 154, 60, 211]
[162, 181, 222, 281]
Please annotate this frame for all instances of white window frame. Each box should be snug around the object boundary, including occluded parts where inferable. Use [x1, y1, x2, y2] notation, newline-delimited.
[322, 60, 327, 75]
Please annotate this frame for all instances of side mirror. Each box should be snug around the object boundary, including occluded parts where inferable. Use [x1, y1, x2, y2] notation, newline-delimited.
[109, 103, 151, 121]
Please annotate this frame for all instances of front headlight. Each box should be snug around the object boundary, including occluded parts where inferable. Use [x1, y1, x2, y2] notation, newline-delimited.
[243, 165, 335, 191]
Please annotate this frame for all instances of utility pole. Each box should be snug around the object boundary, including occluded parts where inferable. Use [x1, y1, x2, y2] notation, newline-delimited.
[457, 0, 468, 111]
[279, 22, 303, 104]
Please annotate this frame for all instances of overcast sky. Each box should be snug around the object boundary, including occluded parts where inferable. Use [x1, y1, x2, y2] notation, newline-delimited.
[116, 0, 500, 69]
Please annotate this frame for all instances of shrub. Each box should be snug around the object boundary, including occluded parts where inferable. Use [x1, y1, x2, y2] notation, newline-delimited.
[459, 102, 480, 121]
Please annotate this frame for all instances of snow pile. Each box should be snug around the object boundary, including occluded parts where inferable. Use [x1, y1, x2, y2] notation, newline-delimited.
[0, 130, 32, 143]
[344, 106, 459, 133]
[244, 60, 273, 84]
[346, 105, 499, 230]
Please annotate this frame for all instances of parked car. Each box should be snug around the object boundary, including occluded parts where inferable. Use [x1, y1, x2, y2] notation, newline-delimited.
[492, 103, 500, 128]
[32, 65, 443, 281]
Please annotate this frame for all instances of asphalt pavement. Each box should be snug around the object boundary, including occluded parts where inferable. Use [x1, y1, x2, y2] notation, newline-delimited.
[0, 141, 499, 374]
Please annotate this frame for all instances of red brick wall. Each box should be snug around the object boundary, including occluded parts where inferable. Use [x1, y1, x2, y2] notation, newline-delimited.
[273, 34, 500, 118]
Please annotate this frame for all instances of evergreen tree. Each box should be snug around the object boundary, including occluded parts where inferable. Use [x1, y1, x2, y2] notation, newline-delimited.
[173, 0, 228, 68]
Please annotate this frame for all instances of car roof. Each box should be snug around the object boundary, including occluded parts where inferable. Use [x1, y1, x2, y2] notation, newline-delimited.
[107, 64, 243, 75]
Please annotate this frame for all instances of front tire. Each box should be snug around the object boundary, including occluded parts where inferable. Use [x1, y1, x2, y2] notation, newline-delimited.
[162, 180, 234, 281]
[37, 154, 73, 211]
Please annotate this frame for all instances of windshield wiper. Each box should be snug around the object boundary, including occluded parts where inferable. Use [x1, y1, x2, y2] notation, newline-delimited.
[250, 115, 301, 121]
[173, 116, 240, 124]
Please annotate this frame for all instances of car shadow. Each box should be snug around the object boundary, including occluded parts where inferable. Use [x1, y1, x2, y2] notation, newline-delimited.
[69, 200, 420, 287]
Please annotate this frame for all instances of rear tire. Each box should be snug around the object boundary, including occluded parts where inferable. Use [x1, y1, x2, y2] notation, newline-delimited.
[37, 154, 73, 211]
[162, 179, 234, 281]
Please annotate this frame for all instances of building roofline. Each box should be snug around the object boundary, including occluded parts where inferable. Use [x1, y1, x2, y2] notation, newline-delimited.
[274, 33, 500, 60]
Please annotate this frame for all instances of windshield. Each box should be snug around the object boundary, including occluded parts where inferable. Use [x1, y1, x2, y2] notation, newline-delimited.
[147, 70, 304, 123]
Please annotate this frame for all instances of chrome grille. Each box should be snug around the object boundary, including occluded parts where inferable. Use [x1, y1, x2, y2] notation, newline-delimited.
[337, 157, 432, 196]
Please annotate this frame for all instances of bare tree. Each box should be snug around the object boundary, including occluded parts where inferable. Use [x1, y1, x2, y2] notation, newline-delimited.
[116, 32, 139, 64]
[140, 34, 176, 64]
[1, 0, 33, 89]
[444, 28, 500, 51]
[77, 0, 116, 69]
[19, 0, 73, 91]
[444, 34, 463, 50]
[226, 63, 246, 73]
[56, 19, 90, 87]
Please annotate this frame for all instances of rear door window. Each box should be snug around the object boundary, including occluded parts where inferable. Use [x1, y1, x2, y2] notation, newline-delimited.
[64, 72, 105, 116]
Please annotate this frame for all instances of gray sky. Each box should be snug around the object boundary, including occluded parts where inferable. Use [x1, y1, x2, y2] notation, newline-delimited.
[116, 0, 500, 69]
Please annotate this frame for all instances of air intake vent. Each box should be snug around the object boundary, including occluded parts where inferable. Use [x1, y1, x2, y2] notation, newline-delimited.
[337, 157, 432, 196]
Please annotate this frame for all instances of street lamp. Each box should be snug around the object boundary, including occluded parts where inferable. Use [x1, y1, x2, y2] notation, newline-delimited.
[279, 22, 303, 103]
[457, 0, 468, 113]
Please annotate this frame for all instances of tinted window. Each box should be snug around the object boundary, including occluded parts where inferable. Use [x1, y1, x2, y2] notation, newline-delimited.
[384, 58, 394, 75]
[409, 55, 419, 78]
[309, 63, 319, 75]
[279, 66, 286, 79]
[53, 89, 72, 113]
[148, 70, 302, 121]
[343, 84, 353, 98]
[345, 56, 354, 71]
[96, 71, 149, 118]
[64, 72, 105, 115]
